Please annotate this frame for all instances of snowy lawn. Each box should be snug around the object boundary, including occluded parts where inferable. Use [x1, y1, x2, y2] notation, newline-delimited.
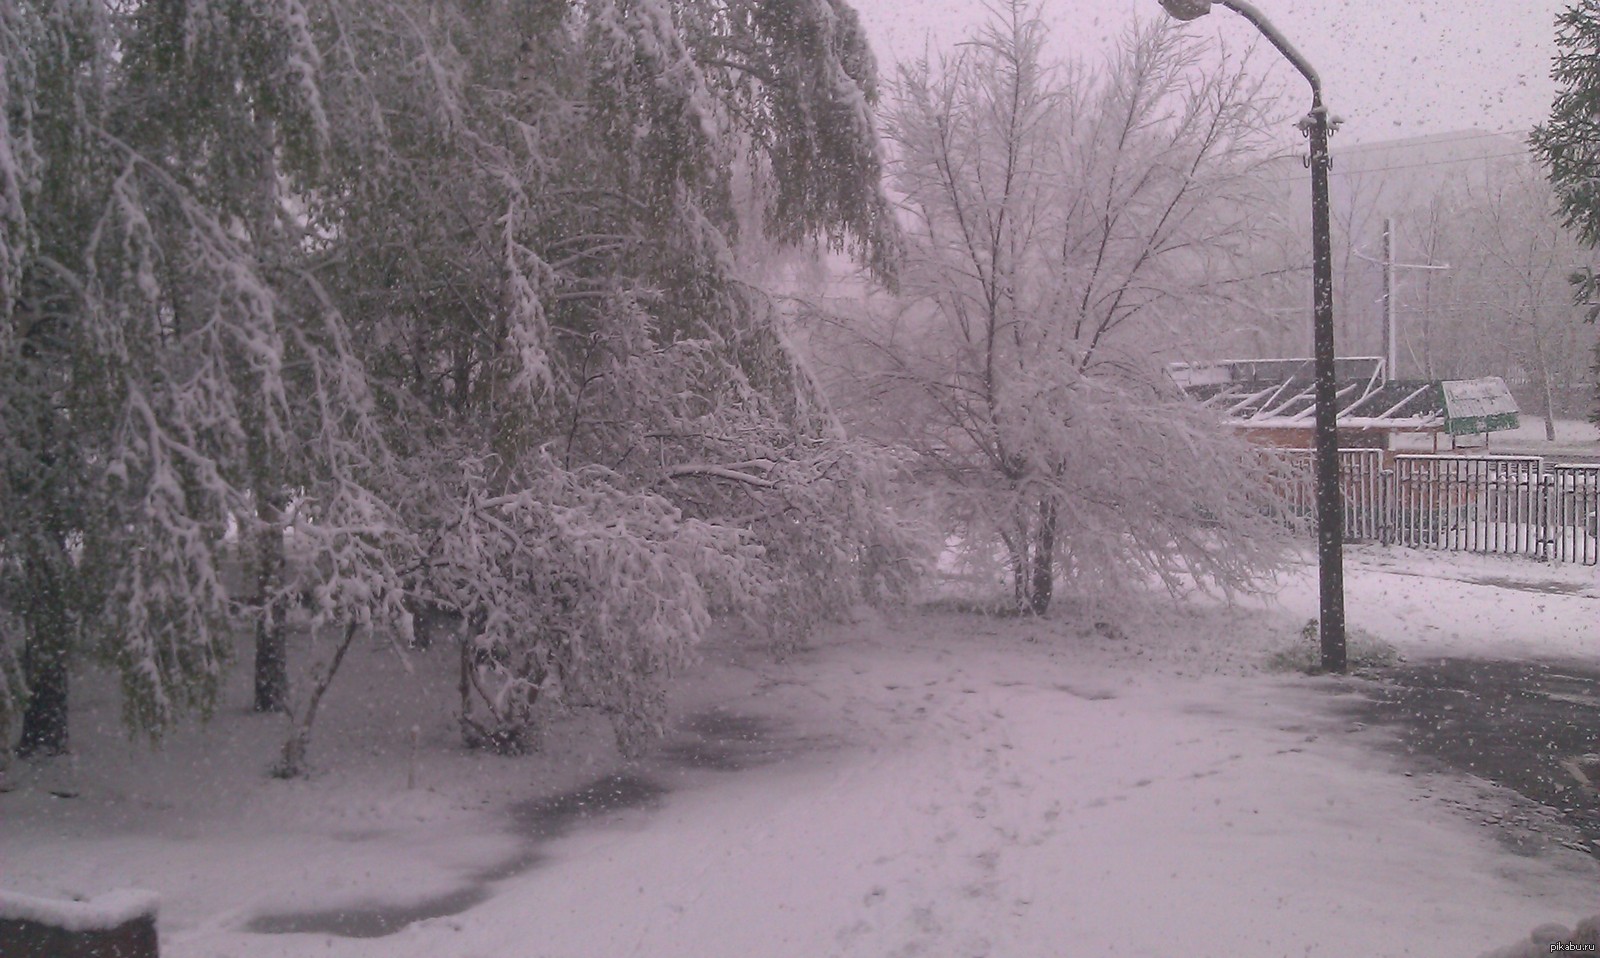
[2, 548, 1598, 957]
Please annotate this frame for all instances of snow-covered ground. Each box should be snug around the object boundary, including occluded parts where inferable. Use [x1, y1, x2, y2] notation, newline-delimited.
[2, 547, 1598, 957]
[1394, 417, 1600, 460]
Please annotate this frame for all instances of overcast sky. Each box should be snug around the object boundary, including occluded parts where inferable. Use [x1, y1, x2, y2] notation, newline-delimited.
[848, 0, 1572, 147]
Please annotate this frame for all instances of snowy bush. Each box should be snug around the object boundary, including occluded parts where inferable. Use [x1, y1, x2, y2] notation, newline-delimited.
[414, 455, 760, 756]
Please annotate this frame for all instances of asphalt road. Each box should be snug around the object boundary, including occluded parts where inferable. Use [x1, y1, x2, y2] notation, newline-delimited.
[1343, 656, 1600, 859]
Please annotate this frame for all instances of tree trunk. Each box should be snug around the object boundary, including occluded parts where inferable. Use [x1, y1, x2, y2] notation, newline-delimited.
[16, 626, 68, 761]
[16, 595, 70, 757]
[1592, 339, 1600, 428]
[245, 110, 292, 714]
[17, 648, 68, 758]
[1531, 336, 1558, 442]
[1543, 377, 1557, 442]
[252, 496, 289, 713]
[458, 632, 473, 733]
[252, 606, 287, 713]
[15, 379, 73, 757]
[1002, 531, 1028, 613]
[273, 621, 359, 778]
[1028, 499, 1056, 616]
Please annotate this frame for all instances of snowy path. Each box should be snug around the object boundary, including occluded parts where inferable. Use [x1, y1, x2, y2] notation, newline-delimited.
[184, 608, 1597, 958]
[6, 552, 1599, 958]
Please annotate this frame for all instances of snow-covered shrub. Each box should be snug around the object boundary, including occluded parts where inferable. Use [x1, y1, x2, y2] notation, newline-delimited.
[415, 455, 760, 756]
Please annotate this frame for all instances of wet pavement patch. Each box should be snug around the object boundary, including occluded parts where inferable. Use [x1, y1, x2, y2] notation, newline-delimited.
[1341, 656, 1600, 857]
[248, 710, 803, 939]
[245, 887, 491, 939]
[1462, 575, 1595, 597]
[508, 771, 667, 838]
[658, 707, 833, 772]
[660, 709, 785, 771]
[247, 771, 669, 939]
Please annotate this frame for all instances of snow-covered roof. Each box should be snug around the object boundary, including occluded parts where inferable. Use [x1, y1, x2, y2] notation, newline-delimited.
[1169, 358, 1445, 431]
[1169, 359, 1521, 435]
[1440, 377, 1520, 436]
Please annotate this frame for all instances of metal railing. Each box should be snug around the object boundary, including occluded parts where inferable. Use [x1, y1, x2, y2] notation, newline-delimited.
[1391, 454, 1545, 556]
[1267, 452, 1599, 565]
[1270, 448, 1386, 542]
[1546, 463, 1600, 565]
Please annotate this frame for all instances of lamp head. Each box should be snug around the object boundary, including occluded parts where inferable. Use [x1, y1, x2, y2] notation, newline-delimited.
[1158, 0, 1213, 20]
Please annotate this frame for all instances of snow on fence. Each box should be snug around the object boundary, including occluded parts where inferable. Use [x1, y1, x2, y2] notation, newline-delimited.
[1265, 452, 1600, 565]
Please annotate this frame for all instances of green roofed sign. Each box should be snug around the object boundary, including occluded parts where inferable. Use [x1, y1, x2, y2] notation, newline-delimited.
[1440, 377, 1520, 436]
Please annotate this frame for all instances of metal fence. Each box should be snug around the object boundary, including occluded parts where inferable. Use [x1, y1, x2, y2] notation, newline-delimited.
[1270, 452, 1600, 565]
[1271, 448, 1387, 543]
[1547, 463, 1600, 564]
[1391, 454, 1545, 555]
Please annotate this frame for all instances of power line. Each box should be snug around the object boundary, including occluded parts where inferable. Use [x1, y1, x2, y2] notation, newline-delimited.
[1346, 262, 1588, 275]
[1276, 148, 1532, 182]
[1334, 149, 1529, 177]
[1351, 127, 1531, 147]
[1270, 127, 1537, 182]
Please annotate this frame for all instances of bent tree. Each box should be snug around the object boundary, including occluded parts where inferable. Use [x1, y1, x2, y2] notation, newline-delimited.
[2, 0, 909, 769]
[321, 0, 910, 755]
[1, 0, 413, 757]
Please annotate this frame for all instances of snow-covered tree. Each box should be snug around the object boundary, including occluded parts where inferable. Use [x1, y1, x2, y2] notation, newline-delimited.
[1530, 0, 1600, 424]
[2, 0, 908, 769]
[0, 0, 412, 756]
[1425, 163, 1593, 437]
[829, 4, 1291, 614]
[0, 0, 915, 770]
[312, 0, 909, 754]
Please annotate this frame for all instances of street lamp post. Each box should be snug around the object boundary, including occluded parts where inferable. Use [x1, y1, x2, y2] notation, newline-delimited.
[1157, 0, 1346, 671]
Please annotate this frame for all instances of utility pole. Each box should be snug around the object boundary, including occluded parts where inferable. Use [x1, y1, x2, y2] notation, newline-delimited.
[1382, 218, 1397, 380]
[1372, 218, 1449, 384]
[1305, 97, 1346, 673]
